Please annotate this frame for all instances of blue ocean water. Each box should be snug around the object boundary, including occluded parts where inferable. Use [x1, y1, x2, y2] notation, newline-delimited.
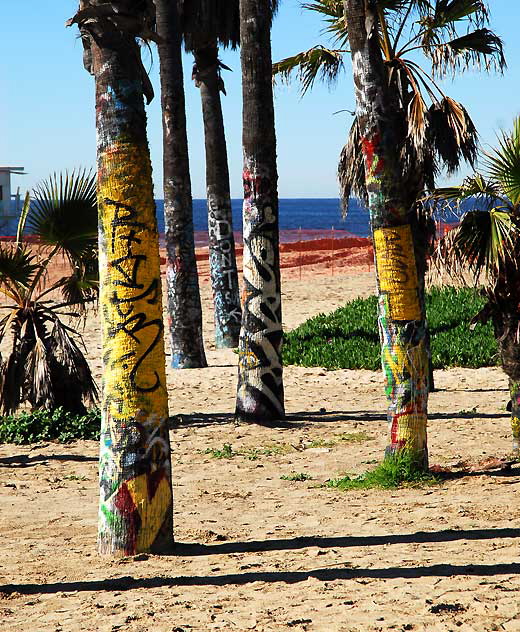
[155, 198, 370, 237]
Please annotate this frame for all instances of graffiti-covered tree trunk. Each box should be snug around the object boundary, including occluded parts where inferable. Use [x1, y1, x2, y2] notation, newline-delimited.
[193, 42, 241, 348]
[70, 1, 174, 554]
[235, 0, 284, 423]
[345, 0, 429, 467]
[155, 0, 207, 368]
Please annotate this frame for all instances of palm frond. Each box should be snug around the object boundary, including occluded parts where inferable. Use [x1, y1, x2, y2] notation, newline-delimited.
[435, 208, 519, 284]
[0, 244, 38, 292]
[427, 28, 505, 76]
[302, 0, 349, 47]
[428, 96, 478, 173]
[338, 117, 367, 215]
[273, 46, 344, 95]
[28, 169, 98, 261]
[48, 319, 98, 409]
[484, 119, 520, 207]
[16, 192, 31, 246]
[407, 90, 429, 155]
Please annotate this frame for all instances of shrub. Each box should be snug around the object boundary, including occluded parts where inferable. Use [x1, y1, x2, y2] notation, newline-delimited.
[0, 407, 100, 444]
[283, 286, 498, 370]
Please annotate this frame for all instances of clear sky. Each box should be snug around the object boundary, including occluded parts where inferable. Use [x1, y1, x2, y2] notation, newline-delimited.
[1, 1, 519, 199]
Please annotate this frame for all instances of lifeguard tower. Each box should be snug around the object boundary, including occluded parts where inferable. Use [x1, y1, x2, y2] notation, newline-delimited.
[0, 166, 26, 233]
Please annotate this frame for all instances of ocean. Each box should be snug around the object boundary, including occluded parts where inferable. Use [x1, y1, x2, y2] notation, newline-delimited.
[2, 197, 463, 242]
[156, 198, 370, 246]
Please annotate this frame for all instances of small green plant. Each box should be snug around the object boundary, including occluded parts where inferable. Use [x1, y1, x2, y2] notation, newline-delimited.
[306, 438, 337, 449]
[280, 472, 313, 482]
[327, 452, 440, 490]
[338, 431, 374, 443]
[62, 474, 89, 481]
[0, 407, 101, 444]
[204, 443, 235, 459]
[204, 443, 293, 460]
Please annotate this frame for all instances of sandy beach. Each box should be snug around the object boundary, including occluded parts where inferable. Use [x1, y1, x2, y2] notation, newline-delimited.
[1, 250, 520, 632]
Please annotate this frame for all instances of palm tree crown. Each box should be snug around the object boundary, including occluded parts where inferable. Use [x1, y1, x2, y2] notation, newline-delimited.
[274, 0, 506, 211]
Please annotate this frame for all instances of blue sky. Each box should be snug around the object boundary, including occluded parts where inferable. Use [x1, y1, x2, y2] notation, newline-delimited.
[1, 1, 519, 198]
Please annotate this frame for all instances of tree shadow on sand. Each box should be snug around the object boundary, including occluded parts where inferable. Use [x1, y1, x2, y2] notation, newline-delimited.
[3, 526, 520, 595]
[0, 453, 97, 468]
[170, 409, 508, 428]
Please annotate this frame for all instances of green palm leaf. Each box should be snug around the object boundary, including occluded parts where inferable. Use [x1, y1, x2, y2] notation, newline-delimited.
[0, 245, 38, 291]
[27, 169, 98, 261]
[273, 45, 345, 94]
[484, 119, 520, 207]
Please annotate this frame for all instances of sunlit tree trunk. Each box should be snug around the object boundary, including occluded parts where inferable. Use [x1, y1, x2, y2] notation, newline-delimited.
[235, 0, 284, 422]
[345, 0, 429, 467]
[193, 42, 241, 348]
[155, 0, 207, 368]
[73, 1, 174, 554]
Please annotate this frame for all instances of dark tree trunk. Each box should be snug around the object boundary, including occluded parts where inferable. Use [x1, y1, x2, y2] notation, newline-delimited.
[235, 0, 284, 423]
[72, 0, 174, 555]
[193, 42, 242, 348]
[154, 0, 207, 368]
[345, 0, 429, 467]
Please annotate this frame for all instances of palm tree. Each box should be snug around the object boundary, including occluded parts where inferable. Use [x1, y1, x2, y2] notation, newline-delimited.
[430, 118, 520, 454]
[68, 0, 174, 555]
[275, 0, 505, 389]
[154, 0, 207, 368]
[344, 0, 429, 466]
[179, 0, 242, 349]
[0, 171, 98, 416]
[236, 0, 284, 423]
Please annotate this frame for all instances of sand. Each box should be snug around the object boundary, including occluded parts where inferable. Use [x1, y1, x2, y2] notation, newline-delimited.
[1, 252, 520, 632]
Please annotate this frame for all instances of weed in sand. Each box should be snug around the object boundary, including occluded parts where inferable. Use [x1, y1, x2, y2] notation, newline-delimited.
[327, 452, 440, 490]
[205, 443, 235, 459]
[280, 472, 313, 482]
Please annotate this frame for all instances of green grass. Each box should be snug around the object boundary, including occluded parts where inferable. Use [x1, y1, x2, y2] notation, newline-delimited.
[0, 407, 101, 444]
[281, 472, 313, 481]
[327, 452, 440, 490]
[204, 443, 293, 460]
[204, 443, 235, 459]
[283, 286, 498, 370]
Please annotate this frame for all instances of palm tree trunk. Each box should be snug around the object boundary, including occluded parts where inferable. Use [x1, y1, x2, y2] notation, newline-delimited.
[76, 3, 174, 554]
[154, 0, 207, 369]
[345, 0, 429, 467]
[235, 0, 284, 423]
[193, 42, 241, 348]
[509, 378, 520, 454]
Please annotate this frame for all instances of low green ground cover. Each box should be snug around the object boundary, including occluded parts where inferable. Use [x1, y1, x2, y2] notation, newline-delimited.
[327, 452, 441, 490]
[0, 407, 100, 444]
[283, 286, 498, 370]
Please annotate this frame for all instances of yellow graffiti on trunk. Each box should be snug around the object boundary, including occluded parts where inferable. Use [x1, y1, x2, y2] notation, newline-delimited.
[98, 140, 170, 554]
[126, 473, 172, 552]
[374, 225, 421, 321]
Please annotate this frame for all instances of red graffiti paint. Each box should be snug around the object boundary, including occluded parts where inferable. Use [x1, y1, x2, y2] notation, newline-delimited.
[113, 482, 139, 554]
[362, 133, 385, 177]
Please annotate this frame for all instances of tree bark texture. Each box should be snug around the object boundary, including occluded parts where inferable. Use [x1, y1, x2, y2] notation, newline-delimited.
[155, 0, 207, 368]
[345, 0, 429, 466]
[193, 42, 242, 348]
[509, 378, 520, 454]
[235, 0, 284, 422]
[78, 4, 174, 554]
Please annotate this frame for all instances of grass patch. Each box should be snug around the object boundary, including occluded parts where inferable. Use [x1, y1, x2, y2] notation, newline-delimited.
[281, 472, 313, 481]
[205, 443, 235, 459]
[0, 407, 101, 444]
[204, 443, 293, 460]
[338, 431, 374, 443]
[327, 452, 441, 490]
[283, 286, 498, 370]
